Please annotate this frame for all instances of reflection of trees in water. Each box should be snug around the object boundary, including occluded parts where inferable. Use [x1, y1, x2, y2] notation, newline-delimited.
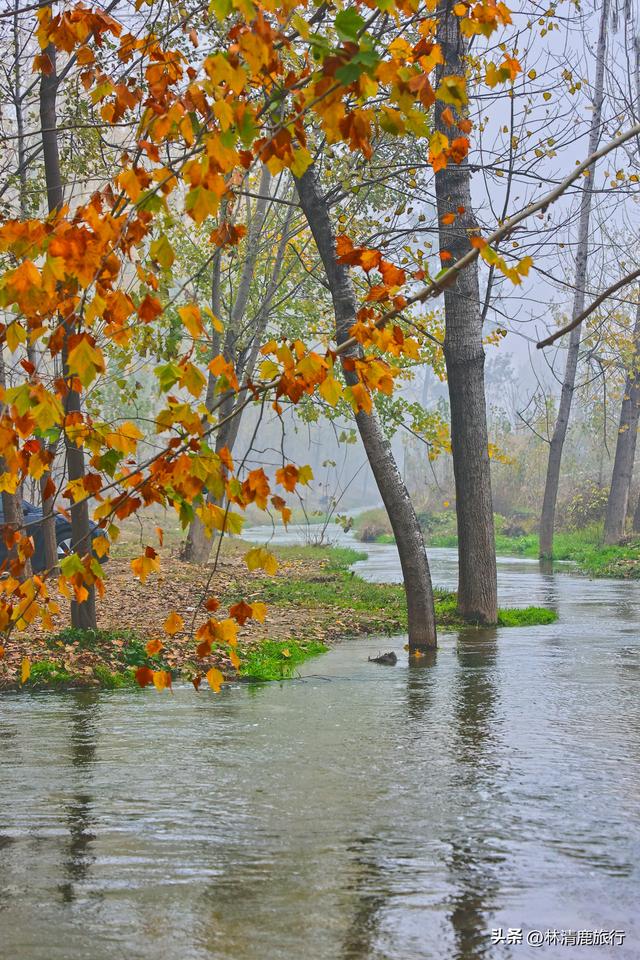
[538, 559, 559, 611]
[340, 837, 388, 960]
[447, 633, 503, 960]
[58, 692, 99, 903]
[405, 650, 437, 725]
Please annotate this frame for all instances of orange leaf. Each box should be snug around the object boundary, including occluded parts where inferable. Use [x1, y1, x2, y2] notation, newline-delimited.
[192, 675, 203, 691]
[441, 213, 456, 225]
[229, 600, 252, 625]
[146, 638, 164, 656]
[135, 666, 154, 687]
[21, 657, 30, 684]
[152, 670, 172, 692]
[163, 611, 184, 635]
[206, 667, 224, 693]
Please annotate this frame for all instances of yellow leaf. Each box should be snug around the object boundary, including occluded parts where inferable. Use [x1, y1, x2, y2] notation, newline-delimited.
[67, 336, 106, 387]
[21, 657, 30, 684]
[281, 648, 290, 658]
[92, 536, 110, 558]
[244, 546, 278, 575]
[105, 421, 143, 456]
[251, 601, 267, 623]
[150, 234, 175, 269]
[178, 304, 204, 339]
[206, 666, 224, 693]
[152, 669, 171, 692]
[319, 375, 343, 406]
[6, 321, 27, 353]
[429, 130, 449, 157]
[228, 649, 240, 669]
[436, 74, 468, 106]
[163, 611, 184, 635]
[131, 551, 160, 584]
[290, 147, 313, 178]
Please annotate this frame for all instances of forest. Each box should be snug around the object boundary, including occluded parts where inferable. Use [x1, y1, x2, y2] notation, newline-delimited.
[0, 0, 638, 958]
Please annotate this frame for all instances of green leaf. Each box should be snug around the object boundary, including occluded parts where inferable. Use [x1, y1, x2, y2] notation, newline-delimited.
[335, 8, 365, 42]
[60, 553, 85, 577]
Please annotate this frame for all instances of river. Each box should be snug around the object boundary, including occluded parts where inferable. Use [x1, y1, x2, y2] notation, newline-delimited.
[1, 527, 638, 959]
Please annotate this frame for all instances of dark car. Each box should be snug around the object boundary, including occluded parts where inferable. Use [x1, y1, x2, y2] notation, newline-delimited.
[0, 500, 106, 573]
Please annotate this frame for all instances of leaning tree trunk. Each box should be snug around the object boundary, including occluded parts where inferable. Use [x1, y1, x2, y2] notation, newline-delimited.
[40, 16, 96, 629]
[604, 297, 640, 543]
[539, 0, 609, 557]
[296, 166, 437, 651]
[434, 2, 497, 622]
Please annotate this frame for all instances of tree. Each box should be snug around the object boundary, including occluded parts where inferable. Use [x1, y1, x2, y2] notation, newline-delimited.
[39, 9, 96, 628]
[296, 164, 438, 651]
[434, 0, 497, 622]
[604, 297, 640, 543]
[539, 0, 610, 558]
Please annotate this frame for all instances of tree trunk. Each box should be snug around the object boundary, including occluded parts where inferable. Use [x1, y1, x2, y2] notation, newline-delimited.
[40, 16, 96, 628]
[539, 0, 609, 558]
[0, 349, 32, 579]
[434, 3, 497, 622]
[15, 3, 57, 572]
[633, 488, 640, 533]
[184, 173, 293, 565]
[604, 298, 640, 543]
[296, 166, 437, 650]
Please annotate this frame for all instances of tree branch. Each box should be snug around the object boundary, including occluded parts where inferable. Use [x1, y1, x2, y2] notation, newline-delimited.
[537, 266, 640, 348]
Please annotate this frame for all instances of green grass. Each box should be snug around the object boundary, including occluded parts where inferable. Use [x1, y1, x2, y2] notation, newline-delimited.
[238, 638, 328, 681]
[25, 660, 74, 689]
[258, 545, 557, 632]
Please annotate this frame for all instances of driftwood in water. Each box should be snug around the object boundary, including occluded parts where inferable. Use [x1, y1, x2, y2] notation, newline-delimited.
[368, 652, 398, 665]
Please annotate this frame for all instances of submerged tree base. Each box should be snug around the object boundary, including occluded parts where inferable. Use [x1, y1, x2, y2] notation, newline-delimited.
[0, 543, 556, 691]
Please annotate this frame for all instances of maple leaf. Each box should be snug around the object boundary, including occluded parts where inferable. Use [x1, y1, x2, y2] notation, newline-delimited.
[67, 335, 106, 387]
[206, 667, 224, 693]
[229, 600, 252, 625]
[178, 304, 204, 339]
[436, 75, 468, 107]
[131, 547, 160, 584]
[152, 670, 172, 692]
[244, 546, 278, 575]
[163, 611, 184, 635]
[135, 666, 154, 687]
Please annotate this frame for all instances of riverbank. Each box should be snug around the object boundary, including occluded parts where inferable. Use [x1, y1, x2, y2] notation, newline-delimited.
[353, 509, 640, 579]
[0, 542, 556, 691]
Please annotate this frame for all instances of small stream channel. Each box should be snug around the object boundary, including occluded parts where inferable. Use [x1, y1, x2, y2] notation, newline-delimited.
[1, 527, 639, 958]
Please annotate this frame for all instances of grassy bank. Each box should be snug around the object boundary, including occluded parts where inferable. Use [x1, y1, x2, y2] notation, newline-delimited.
[353, 508, 640, 579]
[429, 526, 640, 578]
[1, 542, 556, 692]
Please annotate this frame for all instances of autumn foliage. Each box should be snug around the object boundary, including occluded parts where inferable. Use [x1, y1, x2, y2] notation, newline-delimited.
[0, 0, 521, 686]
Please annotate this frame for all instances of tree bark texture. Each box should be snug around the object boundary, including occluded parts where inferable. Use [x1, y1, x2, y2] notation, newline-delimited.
[435, 2, 497, 622]
[40, 19, 96, 628]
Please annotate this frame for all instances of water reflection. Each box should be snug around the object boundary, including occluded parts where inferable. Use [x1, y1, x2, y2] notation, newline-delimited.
[1, 542, 640, 959]
[58, 693, 98, 903]
[340, 837, 387, 960]
[447, 632, 501, 960]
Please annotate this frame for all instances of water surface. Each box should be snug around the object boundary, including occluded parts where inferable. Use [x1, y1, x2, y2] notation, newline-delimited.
[1, 531, 638, 959]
